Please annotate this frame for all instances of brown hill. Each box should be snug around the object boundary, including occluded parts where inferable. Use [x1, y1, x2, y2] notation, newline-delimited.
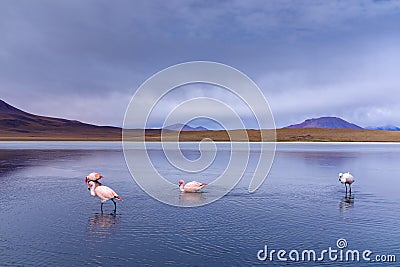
[128, 128, 400, 142]
[275, 128, 400, 142]
[0, 99, 121, 140]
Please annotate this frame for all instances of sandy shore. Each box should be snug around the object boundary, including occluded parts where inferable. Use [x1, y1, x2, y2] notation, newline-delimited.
[1, 128, 400, 142]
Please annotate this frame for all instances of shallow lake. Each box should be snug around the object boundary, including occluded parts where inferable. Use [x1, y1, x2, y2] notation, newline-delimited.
[0, 142, 399, 266]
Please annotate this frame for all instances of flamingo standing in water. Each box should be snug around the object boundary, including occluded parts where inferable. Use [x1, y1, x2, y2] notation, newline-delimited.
[87, 181, 122, 212]
[178, 179, 207, 193]
[338, 172, 355, 195]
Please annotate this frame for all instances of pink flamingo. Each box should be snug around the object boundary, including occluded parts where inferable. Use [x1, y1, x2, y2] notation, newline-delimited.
[87, 181, 122, 212]
[84, 172, 104, 183]
[178, 179, 207, 193]
[338, 172, 355, 195]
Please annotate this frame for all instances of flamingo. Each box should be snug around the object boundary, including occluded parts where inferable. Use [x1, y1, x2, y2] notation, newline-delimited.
[87, 181, 122, 212]
[84, 172, 104, 184]
[338, 172, 355, 195]
[178, 179, 207, 193]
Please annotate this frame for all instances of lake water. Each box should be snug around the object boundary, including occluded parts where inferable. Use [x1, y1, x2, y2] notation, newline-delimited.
[0, 142, 399, 266]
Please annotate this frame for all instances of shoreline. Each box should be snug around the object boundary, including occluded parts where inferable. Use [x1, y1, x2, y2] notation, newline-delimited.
[2, 140, 400, 144]
[1, 128, 400, 142]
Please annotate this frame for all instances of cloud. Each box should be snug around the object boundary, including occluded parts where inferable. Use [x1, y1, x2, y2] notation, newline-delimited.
[257, 36, 400, 127]
[0, 0, 399, 127]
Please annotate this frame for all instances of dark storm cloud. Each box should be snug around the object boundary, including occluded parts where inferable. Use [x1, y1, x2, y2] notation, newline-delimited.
[1, 0, 400, 127]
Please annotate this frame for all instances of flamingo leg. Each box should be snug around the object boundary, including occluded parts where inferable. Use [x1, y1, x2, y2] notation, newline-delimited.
[101, 203, 104, 213]
[112, 198, 117, 212]
[345, 184, 348, 195]
[349, 184, 352, 195]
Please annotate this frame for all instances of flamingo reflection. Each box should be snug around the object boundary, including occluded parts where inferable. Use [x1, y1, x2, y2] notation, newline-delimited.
[179, 192, 207, 205]
[87, 213, 122, 238]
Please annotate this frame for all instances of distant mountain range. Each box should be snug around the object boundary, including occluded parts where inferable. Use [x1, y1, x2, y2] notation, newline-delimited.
[286, 117, 363, 130]
[0, 99, 208, 139]
[163, 123, 208, 131]
[286, 116, 400, 131]
[1, 99, 400, 141]
[365, 125, 400, 131]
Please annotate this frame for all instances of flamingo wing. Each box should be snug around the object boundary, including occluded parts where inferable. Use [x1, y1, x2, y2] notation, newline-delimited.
[184, 181, 207, 192]
[95, 186, 120, 202]
[344, 173, 354, 183]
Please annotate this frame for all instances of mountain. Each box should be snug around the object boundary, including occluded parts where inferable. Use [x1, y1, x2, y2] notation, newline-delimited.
[365, 125, 400, 131]
[2, 99, 399, 142]
[286, 116, 363, 130]
[0, 99, 120, 139]
[163, 123, 208, 131]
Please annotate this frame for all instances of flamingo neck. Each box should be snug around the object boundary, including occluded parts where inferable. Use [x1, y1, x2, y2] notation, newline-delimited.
[179, 184, 185, 192]
[90, 183, 97, 196]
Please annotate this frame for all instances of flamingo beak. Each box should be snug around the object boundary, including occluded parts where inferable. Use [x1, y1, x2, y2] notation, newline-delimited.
[100, 175, 104, 179]
[87, 184, 91, 190]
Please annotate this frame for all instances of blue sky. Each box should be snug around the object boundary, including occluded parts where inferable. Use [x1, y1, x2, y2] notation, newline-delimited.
[1, 0, 400, 128]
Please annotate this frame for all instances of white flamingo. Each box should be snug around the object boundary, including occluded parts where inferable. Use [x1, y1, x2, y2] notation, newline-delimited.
[87, 181, 122, 212]
[338, 172, 355, 195]
[178, 179, 207, 193]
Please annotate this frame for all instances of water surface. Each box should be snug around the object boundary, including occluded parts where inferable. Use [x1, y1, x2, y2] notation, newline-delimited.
[0, 142, 399, 266]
